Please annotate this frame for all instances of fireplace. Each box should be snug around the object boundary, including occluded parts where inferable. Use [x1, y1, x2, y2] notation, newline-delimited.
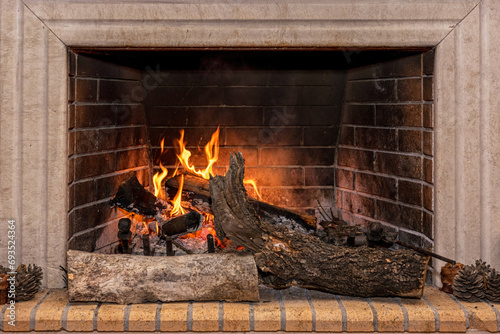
[67, 49, 435, 260]
[1, 0, 499, 290]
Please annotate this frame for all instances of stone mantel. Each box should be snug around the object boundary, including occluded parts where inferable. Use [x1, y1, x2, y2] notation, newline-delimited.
[1, 0, 499, 288]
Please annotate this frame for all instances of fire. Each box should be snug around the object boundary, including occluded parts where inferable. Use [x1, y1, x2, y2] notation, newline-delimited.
[153, 139, 169, 199]
[170, 174, 186, 216]
[243, 179, 262, 200]
[175, 127, 219, 180]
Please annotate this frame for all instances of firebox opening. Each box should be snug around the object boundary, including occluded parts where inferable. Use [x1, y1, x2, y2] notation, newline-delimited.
[68, 49, 433, 262]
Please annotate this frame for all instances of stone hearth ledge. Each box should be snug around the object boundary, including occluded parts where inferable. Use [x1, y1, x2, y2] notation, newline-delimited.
[0, 286, 498, 333]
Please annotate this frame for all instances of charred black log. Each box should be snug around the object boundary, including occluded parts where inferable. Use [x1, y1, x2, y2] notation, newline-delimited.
[110, 173, 164, 217]
[165, 174, 316, 232]
[161, 211, 202, 237]
[209, 152, 429, 298]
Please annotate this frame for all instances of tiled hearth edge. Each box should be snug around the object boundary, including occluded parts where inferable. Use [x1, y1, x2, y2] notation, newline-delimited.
[1, 287, 499, 333]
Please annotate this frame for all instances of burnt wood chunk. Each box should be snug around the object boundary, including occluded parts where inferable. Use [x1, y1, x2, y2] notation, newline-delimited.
[161, 211, 202, 237]
[67, 250, 260, 303]
[209, 152, 429, 298]
[165, 173, 316, 232]
[110, 173, 163, 216]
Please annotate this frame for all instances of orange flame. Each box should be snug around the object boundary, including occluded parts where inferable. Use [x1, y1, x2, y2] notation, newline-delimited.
[175, 127, 220, 180]
[243, 179, 262, 200]
[153, 139, 169, 199]
[171, 174, 186, 216]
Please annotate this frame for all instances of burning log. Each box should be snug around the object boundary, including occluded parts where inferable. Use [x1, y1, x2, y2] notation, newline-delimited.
[161, 211, 203, 237]
[67, 250, 260, 304]
[209, 153, 430, 298]
[110, 173, 166, 216]
[165, 174, 316, 232]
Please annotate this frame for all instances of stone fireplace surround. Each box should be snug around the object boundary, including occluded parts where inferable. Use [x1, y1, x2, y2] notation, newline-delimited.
[1, 0, 499, 290]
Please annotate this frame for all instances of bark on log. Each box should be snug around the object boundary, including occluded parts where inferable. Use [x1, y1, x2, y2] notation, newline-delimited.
[67, 250, 260, 304]
[165, 174, 316, 231]
[110, 173, 164, 217]
[209, 153, 430, 298]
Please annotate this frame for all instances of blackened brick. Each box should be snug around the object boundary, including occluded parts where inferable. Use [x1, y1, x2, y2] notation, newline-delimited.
[116, 104, 147, 126]
[225, 127, 301, 146]
[342, 104, 375, 126]
[304, 126, 338, 146]
[305, 167, 334, 186]
[348, 54, 422, 80]
[399, 180, 422, 206]
[397, 78, 422, 102]
[76, 54, 141, 80]
[376, 104, 422, 127]
[335, 169, 354, 190]
[68, 77, 75, 102]
[338, 148, 374, 171]
[424, 158, 433, 184]
[355, 127, 397, 150]
[68, 105, 75, 130]
[261, 147, 335, 166]
[399, 130, 423, 153]
[338, 126, 354, 146]
[73, 180, 97, 207]
[218, 148, 259, 167]
[423, 104, 433, 129]
[116, 148, 149, 170]
[96, 173, 130, 201]
[424, 185, 433, 212]
[99, 79, 143, 103]
[68, 131, 75, 156]
[299, 86, 339, 106]
[151, 86, 222, 107]
[375, 152, 422, 179]
[345, 80, 396, 103]
[268, 70, 341, 86]
[423, 212, 434, 239]
[423, 131, 433, 156]
[223, 86, 299, 106]
[68, 158, 74, 184]
[343, 192, 375, 217]
[376, 200, 422, 232]
[355, 172, 397, 200]
[75, 78, 98, 102]
[68, 230, 95, 252]
[75, 105, 116, 128]
[264, 106, 340, 126]
[68, 51, 76, 76]
[423, 77, 433, 101]
[423, 50, 435, 76]
[74, 153, 115, 180]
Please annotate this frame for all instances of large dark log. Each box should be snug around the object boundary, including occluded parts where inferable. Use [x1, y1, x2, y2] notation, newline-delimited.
[67, 250, 260, 304]
[209, 153, 429, 298]
[165, 174, 317, 232]
[110, 173, 165, 217]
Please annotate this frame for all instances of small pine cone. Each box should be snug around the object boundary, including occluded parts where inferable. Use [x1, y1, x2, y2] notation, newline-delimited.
[453, 265, 485, 302]
[13, 264, 43, 302]
[475, 259, 492, 275]
[485, 269, 500, 302]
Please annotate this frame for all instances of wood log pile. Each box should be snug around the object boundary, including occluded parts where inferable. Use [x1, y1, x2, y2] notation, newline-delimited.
[69, 152, 430, 303]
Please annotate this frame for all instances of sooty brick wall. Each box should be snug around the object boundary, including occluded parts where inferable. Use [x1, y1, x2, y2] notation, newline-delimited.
[145, 54, 346, 214]
[67, 52, 151, 252]
[336, 50, 434, 251]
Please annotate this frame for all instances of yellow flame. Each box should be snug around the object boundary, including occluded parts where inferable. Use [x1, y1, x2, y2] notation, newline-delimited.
[243, 179, 263, 200]
[152, 139, 168, 199]
[176, 127, 220, 180]
[171, 174, 186, 216]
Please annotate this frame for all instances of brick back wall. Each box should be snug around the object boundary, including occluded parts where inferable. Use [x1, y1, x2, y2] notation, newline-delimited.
[336, 51, 434, 250]
[67, 52, 151, 252]
[145, 69, 345, 213]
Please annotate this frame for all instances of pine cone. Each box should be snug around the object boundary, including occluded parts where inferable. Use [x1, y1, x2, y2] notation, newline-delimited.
[15, 264, 43, 301]
[475, 259, 492, 275]
[485, 269, 500, 302]
[453, 265, 484, 302]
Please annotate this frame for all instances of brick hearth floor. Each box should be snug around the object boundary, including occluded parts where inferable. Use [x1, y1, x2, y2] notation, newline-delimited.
[1, 286, 499, 332]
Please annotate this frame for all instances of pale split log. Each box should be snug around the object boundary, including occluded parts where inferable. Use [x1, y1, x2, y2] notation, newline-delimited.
[209, 152, 429, 298]
[67, 250, 260, 304]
